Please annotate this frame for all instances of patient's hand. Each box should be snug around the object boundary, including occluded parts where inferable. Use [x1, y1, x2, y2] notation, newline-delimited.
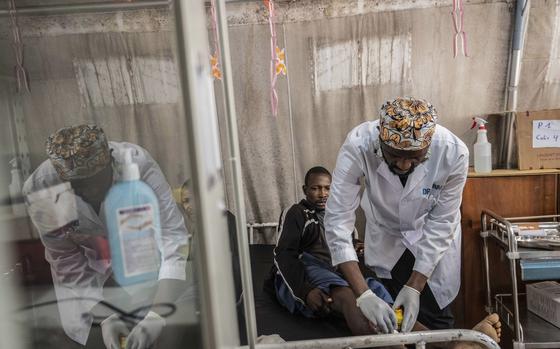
[306, 288, 332, 317]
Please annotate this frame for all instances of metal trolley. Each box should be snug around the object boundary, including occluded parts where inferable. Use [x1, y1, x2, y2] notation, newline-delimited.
[481, 209, 560, 349]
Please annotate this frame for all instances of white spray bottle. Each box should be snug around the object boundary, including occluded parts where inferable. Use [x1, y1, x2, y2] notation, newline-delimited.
[471, 117, 492, 173]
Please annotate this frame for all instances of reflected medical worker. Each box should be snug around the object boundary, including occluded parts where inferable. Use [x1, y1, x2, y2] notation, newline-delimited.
[325, 97, 469, 334]
[24, 125, 189, 349]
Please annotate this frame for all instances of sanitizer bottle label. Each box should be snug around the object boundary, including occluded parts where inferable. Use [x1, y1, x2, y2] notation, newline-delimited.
[117, 204, 159, 277]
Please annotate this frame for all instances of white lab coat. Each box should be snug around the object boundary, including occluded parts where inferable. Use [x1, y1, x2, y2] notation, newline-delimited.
[325, 121, 469, 309]
[23, 142, 189, 345]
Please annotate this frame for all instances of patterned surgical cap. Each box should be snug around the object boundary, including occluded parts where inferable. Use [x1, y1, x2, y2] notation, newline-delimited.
[378, 97, 438, 151]
[46, 124, 111, 180]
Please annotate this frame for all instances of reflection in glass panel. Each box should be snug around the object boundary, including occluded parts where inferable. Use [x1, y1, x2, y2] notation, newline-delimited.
[0, 3, 204, 348]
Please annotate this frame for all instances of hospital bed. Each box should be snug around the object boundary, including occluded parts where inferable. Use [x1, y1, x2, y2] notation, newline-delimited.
[249, 244, 499, 349]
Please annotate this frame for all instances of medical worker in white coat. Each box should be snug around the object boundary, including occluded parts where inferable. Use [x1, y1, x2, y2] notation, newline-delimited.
[325, 97, 469, 334]
[24, 125, 189, 349]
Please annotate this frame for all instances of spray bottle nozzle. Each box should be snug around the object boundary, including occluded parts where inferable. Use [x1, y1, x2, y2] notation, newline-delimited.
[9, 158, 18, 169]
[471, 117, 488, 130]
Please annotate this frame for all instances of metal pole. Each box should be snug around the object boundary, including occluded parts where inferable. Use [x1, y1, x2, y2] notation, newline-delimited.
[173, 0, 240, 347]
[508, 221, 522, 342]
[510, 254, 522, 341]
[503, 0, 531, 168]
[246, 222, 278, 228]
[282, 23, 299, 204]
[250, 329, 500, 349]
[0, 1, 171, 16]
[508, 0, 531, 109]
[505, 214, 560, 221]
[214, 0, 258, 347]
[481, 212, 493, 313]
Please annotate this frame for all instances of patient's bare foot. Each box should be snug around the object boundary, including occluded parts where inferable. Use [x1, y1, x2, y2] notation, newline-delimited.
[472, 313, 501, 343]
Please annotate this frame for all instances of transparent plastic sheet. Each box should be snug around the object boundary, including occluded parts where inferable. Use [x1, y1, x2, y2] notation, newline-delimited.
[0, 4, 204, 349]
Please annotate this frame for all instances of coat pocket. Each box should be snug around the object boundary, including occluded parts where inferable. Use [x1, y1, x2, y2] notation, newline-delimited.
[408, 196, 438, 216]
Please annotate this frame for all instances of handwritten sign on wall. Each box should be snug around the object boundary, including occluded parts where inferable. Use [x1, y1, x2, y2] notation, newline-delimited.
[516, 110, 560, 169]
[533, 120, 560, 148]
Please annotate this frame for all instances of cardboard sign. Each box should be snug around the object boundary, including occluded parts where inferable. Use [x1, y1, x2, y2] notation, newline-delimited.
[533, 120, 560, 148]
[517, 110, 560, 170]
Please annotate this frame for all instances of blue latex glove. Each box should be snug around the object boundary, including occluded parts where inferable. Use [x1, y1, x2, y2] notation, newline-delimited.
[126, 311, 165, 349]
[392, 285, 420, 333]
[356, 289, 396, 333]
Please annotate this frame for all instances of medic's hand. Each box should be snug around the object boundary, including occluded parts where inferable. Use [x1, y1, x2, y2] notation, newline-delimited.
[26, 182, 78, 235]
[306, 288, 332, 316]
[356, 289, 396, 333]
[392, 285, 420, 333]
[101, 314, 130, 349]
[126, 311, 165, 349]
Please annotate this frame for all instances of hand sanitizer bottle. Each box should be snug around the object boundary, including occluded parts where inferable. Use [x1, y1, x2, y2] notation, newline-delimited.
[103, 148, 161, 286]
[472, 117, 492, 173]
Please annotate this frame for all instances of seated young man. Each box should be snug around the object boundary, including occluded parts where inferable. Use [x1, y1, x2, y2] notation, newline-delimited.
[266, 166, 502, 346]
[266, 166, 392, 335]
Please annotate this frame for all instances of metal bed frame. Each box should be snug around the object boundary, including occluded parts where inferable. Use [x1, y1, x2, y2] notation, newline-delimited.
[254, 330, 499, 349]
[481, 209, 560, 349]
[247, 222, 278, 244]
[245, 223, 500, 348]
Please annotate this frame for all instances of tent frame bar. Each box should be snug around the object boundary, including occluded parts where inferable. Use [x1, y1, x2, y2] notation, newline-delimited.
[0, 1, 172, 16]
[0, 0, 280, 17]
